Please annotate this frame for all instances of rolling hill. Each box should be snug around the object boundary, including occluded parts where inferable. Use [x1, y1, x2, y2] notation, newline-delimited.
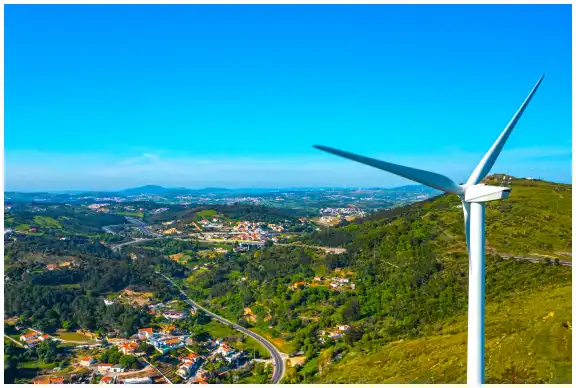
[301, 176, 571, 383]
[306, 176, 572, 261]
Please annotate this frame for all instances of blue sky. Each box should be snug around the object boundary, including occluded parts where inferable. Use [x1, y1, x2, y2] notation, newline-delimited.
[5, 4, 572, 191]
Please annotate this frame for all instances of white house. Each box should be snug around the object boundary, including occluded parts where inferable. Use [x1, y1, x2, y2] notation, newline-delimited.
[163, 310, 188, 320]
[97, 364, 113, 375]
[137, 328, 153, 340]
[80, 356, 95, 367]
[110, 365, 125, 373]
[20, 331, 41, 343]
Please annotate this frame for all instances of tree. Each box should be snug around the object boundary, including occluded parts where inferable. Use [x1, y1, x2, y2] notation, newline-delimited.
[137, 342, 154, 356]
[119, 355, 138, 369]
[4, 355, 18, 384]
[284, 360, 302, 383]
[340, 298, 360, 321]
[344, 326, 364, 346]
[36, 339, 58, 364]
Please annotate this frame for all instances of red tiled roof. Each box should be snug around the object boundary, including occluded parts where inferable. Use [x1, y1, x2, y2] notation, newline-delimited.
[22, 332, 38, 339]
[81, 356, 93, 361]
[138, 328, 153, 334]
[220, 344, 232, 351]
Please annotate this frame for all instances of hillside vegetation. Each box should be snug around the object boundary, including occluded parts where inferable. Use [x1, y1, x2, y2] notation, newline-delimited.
[305, 178, 572, 260]
[298, 177, 572, 383]
[317, 285, 571, 383]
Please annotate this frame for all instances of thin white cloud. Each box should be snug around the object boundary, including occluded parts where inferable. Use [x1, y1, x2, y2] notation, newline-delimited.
[4, 145, 571, 191]
[117, 153, 161, 166]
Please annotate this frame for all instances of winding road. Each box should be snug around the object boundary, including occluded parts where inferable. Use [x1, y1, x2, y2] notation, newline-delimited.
[156, 272, 286, 384]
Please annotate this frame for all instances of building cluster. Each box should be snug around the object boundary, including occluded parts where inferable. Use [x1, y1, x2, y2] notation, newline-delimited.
[319, 325, 351, 342]
[32, 376, 65, 384]
[109, 326, 245, 383]
[163, 227, 182, 235]
[232, 221, 281, 242]
[198, 219, 223, 229]
[19, 331, 50, 348]
[319, 207, 366, 217]
[45, 261, 76, 271]
[329, 277, 355, 290]
[87, 203, 109, 210]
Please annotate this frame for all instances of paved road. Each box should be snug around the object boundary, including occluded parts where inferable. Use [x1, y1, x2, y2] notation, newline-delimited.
[110, 238, 154, 251]
[125, 217, 163, 238]
[156, 272, 285, 384]
[4, 334, 24, 347]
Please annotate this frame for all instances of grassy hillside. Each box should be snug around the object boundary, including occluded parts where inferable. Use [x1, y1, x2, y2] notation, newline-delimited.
[317, 285, 571, 383]
[295, 177, 572, 383]
[306, 177, 572, 260]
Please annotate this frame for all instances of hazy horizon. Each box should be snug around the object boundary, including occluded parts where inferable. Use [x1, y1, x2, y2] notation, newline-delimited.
[5, 173, 571, 194]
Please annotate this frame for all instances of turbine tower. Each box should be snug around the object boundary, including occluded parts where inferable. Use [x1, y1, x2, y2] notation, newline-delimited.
[314, 75, 544, 385]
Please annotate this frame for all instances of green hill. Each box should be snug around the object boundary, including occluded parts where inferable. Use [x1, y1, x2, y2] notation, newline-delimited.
[316, 285, 571, 384]
[301, 177, 571, 383]
[306, 177, 572, 261]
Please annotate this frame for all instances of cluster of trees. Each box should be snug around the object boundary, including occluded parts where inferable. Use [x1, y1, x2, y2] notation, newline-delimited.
[141, 238, 198, 255]
[5, 279, 151, 336]
[215, 203, 308, 223]
[4, 236, 191, 336]
[145, 203, 310, 224]
[5, 235, 120, 264]
[99, 347, 139, 369]
[5, 205, 126, 235]
[4, 339, 63, 383]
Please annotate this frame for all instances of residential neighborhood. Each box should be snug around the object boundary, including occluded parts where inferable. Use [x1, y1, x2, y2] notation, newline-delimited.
[13, 321, 256, 385]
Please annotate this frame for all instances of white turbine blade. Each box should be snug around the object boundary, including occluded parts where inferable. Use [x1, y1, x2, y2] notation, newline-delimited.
[314, 145, 463, 194]
[467, 75, 545, 185]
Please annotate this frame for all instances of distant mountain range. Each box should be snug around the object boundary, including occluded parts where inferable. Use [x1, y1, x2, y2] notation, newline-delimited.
[6, 184, 440, 198]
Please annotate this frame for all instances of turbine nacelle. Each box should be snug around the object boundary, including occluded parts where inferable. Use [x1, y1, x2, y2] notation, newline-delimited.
[463, 184, 510, 203]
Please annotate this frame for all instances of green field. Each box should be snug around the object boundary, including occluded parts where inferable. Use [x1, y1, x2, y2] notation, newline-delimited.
[18, 360, 57, 370]
[33, 216, 62, 229]
[199, 242, 233, 250]
[196, 209, 218, 219]
[52, 330, 96, 344]
[203, 320, 269, 357]
[250, 327, 296, 354]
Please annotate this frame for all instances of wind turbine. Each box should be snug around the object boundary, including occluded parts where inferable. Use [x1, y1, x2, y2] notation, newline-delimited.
[313, 75, 544, 385]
